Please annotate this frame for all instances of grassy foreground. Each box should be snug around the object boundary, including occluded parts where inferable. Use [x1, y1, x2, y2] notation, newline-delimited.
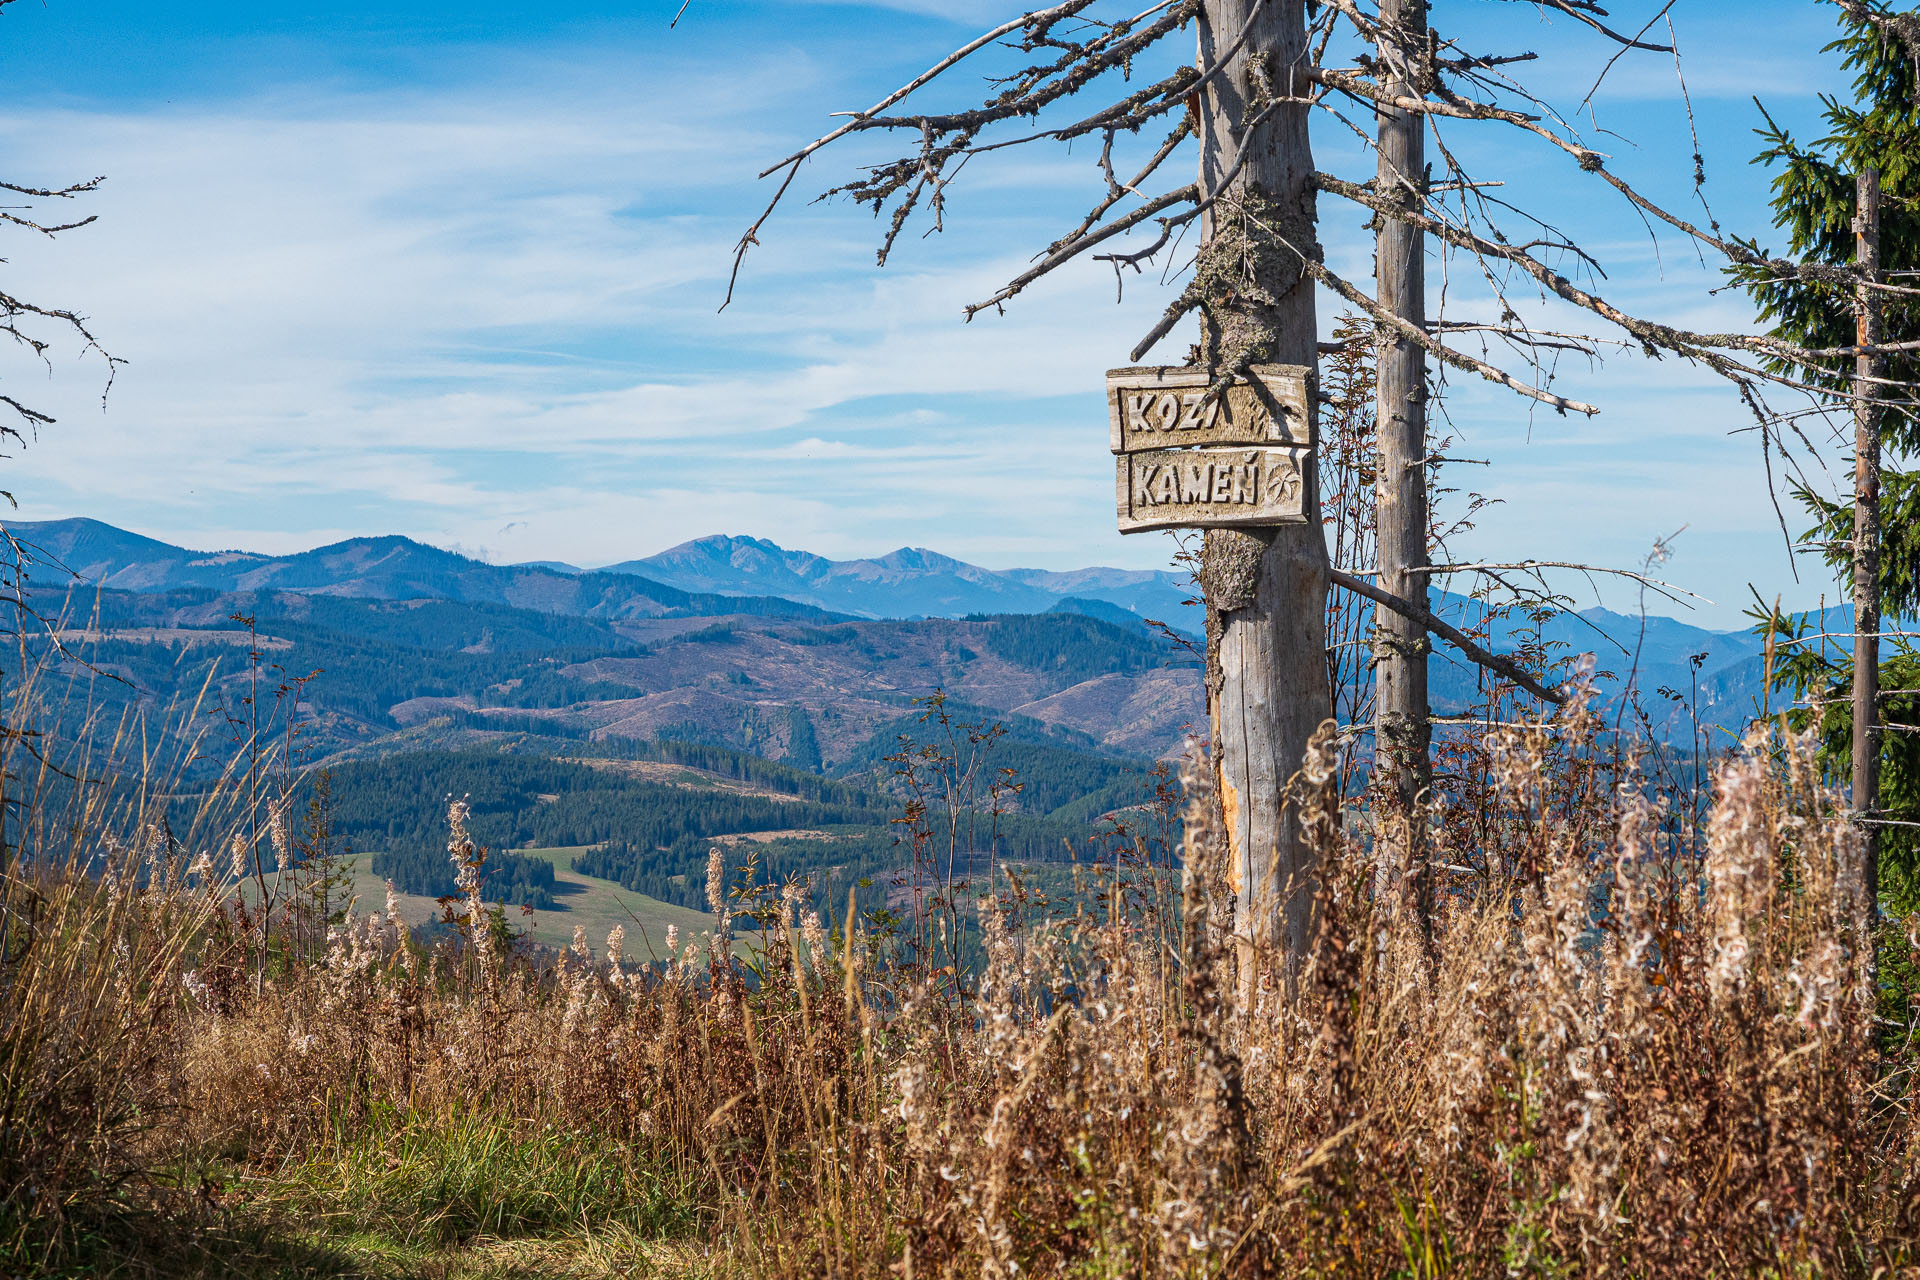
[10, 701, 1920, 1277]
[138, 1110, 707, 1279]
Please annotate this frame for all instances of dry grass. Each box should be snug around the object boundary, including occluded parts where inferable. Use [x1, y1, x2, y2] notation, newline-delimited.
[7, 684, 1920, 1277]
[327, 847, 721, 956]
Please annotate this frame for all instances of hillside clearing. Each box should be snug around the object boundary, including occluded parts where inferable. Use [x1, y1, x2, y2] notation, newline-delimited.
[339, 848, 721, 955]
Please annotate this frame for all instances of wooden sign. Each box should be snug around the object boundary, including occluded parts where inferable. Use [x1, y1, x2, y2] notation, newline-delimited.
[1107, 364, 1312, 452]
[1116, 447, 1307, 532]
[1107, 364, 1314, 533]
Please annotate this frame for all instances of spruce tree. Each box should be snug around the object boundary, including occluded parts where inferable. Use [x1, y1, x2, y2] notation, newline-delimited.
[1742, 5, 1920, 903]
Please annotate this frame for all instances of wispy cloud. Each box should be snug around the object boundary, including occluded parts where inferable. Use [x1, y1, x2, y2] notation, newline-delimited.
[0, 6, 1849, 624]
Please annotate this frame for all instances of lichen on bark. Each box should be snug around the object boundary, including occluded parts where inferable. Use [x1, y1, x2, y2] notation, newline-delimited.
[1199, 527, 1273, 695]
[1186, 182, 1320, 695]
[1192, 183, 1321, 377]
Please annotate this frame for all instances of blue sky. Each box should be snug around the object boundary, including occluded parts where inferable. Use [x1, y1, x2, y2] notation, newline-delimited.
[0, 0, 1860, 627]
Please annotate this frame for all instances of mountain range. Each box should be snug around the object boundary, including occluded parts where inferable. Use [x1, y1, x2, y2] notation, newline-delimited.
[605, 535, 1196, 629]
[608, 534, 1779, 739]
[10, 518, 1199, 633]
[9, 517, 840, 624]
[4, 517, 1785, 750]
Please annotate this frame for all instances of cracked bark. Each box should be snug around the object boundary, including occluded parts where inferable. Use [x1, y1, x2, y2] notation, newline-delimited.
[1373, 0, 1433, 936]
[1198, 0, 1330, 985]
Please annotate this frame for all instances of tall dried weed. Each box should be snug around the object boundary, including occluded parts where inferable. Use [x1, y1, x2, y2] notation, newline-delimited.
[7, 687, 1920, 1277]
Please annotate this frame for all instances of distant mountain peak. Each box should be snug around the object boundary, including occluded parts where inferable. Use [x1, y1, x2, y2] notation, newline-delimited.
[312, 533, 441, 555]
[603, 534, 1197, 631]
[666, 533, 788, 553]
[0, 517, 834, 625]
[875, 546, 969, 572]
[614, 535, 835, 594]
[5, 518, 1202, 634]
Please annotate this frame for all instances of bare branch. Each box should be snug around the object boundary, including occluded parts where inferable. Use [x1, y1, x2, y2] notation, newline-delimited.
[1428, 320, 1612, 357]
[1330, 568, 1567, 705]
[964, 184, 1198, 318]
[721, 161, 804, 313]
[1062, 119, 1191, 249]
[1414, 559, 1711, 606]
[1308, 60, 1903, 305]
[942, 64, 1197, 158]
[1296, 245, 1601, 414]
[1504, 0, 1675, 51]
[818, 4, 1197, 143]
[0, 176, 104, 199]
[1313, 170, 1920, 387]
[757, 2, 1102, 181]
[0, 211, 97, 237]
[0, 395, 51, 428]
[1575, 0, 1679, 105]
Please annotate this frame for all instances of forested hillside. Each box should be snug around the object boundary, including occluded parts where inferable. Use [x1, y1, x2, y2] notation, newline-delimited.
[17, 567, 1758, 938]
[298, 738, 1159, 916]
[27, 585, 1205, 770]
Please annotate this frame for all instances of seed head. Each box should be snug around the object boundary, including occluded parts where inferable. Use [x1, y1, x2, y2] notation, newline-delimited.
[801, 911, 826, 966]
[267, 797, 291, 866]
[706, 846, 727, 918]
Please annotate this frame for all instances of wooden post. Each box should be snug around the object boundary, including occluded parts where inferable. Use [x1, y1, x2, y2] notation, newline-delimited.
[1853, 166, 1882, 915]
[1196, 0, 1330, 980]
[1372, 0, 1432, 931]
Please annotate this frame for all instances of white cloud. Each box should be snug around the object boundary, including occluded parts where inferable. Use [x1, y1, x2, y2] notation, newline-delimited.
[0, 11, 1850, 625]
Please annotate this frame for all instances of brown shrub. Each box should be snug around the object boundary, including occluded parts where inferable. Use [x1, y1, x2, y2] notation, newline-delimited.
[8, 708, 1917, 1277]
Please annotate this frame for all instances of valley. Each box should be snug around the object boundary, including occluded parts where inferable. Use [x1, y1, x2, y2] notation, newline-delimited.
[7, 516, 1786, 934]
[334, 847, 722, 957]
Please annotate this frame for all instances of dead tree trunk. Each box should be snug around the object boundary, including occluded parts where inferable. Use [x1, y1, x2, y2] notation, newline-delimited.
[1371, 0, 1432, 932]
[1197, 0, 1330, 980]
[738, 0, 1878, 969]
[1853, 165, 1882, 914]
